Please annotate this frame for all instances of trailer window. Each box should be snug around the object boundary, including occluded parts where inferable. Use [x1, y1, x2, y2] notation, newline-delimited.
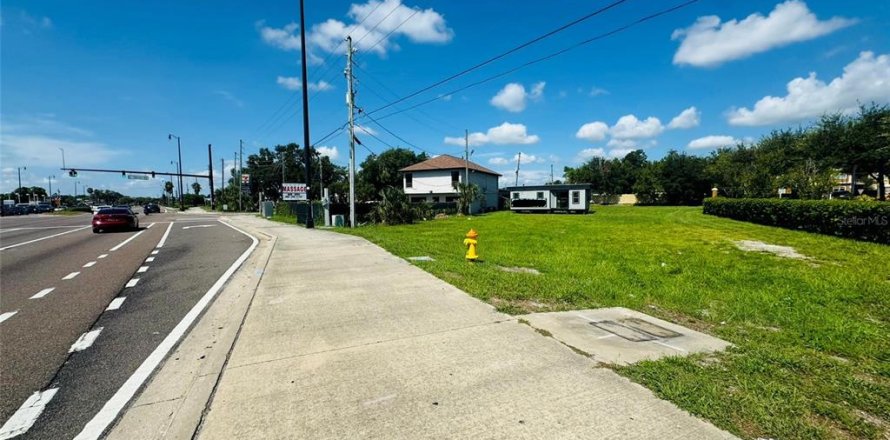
[572, 191, 580, 204]
[536, 192, 544, 199]
[512, 192, 519, 200]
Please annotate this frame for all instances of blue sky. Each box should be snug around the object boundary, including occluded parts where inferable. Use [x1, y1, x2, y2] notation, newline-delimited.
[2, 0, 889, 196]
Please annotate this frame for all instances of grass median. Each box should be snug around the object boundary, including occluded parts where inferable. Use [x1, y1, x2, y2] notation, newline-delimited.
[342, 206, 889, 440]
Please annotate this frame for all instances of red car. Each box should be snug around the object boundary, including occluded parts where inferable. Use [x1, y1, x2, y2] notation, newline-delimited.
[92, 208, 139, 233]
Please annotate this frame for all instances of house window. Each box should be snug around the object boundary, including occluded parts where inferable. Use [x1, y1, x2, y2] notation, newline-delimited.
[432, 196, 440, 203]
[536, 192, 544, 199]
[445, 196, 458, 202]
[451, 171, 460, 188]
[512, 192, 520, 200]
[405, 173, 413, 188]
[410, 196, 426, 203]
[572, 191, 580, 204]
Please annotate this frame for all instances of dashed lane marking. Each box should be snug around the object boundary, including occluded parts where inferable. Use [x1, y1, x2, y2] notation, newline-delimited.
[0, 226, 91, 252]
[62, 272, 80, 280]
[30, 288, 55, 299]
[145, 257, 155, 263]
[150, 250, 159, 255]
[145, 223, 156, 229]
[69, 328, 104, 353]
[125, 278, 139, 288]
[0, 388, 59, 440]
[137, 266, 149, 273]
[0, 311, 18, 324]
[106, 297, 126, 311]
[98, 254, 108, 259]
[83, 261, 97, 268]
[109, 230, 145, 252]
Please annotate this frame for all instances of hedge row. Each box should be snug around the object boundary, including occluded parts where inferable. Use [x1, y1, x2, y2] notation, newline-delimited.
[703, 198, 890, 244]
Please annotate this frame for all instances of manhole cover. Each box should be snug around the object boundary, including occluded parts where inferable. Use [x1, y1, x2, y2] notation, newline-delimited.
[592, 321, 657, 342]
[618, 317, 682, 339]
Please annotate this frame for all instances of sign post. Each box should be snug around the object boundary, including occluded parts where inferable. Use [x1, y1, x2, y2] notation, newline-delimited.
[282, 183, 308, 201]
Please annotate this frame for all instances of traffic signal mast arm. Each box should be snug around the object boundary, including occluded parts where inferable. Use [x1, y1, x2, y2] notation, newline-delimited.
[62, 167, 210, 179]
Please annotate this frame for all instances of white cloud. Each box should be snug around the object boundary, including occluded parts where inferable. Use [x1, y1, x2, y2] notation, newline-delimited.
[276, 76, 333, 92]
[317, 146, 339, 160]
[355, 125, 377, 136]
[490, 83, 527, 112]
[688, 135, 740, 149]
[262, 0, 454, 59]
[444, 122, 540, 146]
[606, 138, 639, 149]
[513, 153, 546, 164]
[576, 148, 605, 162]
[668, 106, 700, 129]
[488, 157, 509, 165]
[490, 81, 545, 112]
[588, 87, 609, 97]
[575, 121, 609, 142]
[213, 90, 244, 108]
[673, 0, 856, 67]
[728, 51, 890, 126]
[607, 148, 636, 159]
[258, 22, 300, 51]
[610, 114, 664, 139]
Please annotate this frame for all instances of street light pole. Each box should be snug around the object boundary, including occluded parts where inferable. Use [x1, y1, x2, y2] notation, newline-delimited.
[48, 175, 54, 200]
[168, 134, 184, 210]
[298, 0, 314, 228]
[58, 148, 66, 169]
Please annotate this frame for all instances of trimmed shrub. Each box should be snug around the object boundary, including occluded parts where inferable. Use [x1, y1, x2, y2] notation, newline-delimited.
[703, 198, 890, 244]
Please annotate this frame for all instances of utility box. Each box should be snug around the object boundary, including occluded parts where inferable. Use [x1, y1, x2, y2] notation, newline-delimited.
[332, 214, 345, 227]
[262, 201, 275, 218]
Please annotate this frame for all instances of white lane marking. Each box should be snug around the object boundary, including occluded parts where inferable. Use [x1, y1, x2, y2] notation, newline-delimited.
[75, 220, 259, 440]
[98, 254, 108, 259]
[145, 257, 155, 263]
[653, 340, 688, 353]
[109, 230, 145, 252]
[62, 272, 81, 280]
[0, 228, 22, 233]
[125, 278, 139, 288]
[69, 328, 104, 353]
[83, 261, 97, 268]
[150, 250, 159, 255]
[156, 222, 174, 248]
[106, 297, 126, 311]
[0, 226, 91, 251]
[146, 223, 156, 229]
[0, 311, 18, 324]
[30, 288, 55, 299]
[137, 266, 149, 273]
[182, 224, 215, 230]
[0, 388, 59, 439]
[1, 226, 84, 231]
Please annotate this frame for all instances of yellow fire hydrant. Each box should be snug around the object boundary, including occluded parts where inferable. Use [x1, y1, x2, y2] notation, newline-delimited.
[464, 229, 479, 261]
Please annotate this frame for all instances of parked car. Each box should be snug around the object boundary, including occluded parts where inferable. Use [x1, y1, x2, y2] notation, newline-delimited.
[15, 203, 35, 214]
[37, 203, 54, 213]
[1, 204, 19, 216]
[92, 208, 140, 233]
[143, 203, 161, 214]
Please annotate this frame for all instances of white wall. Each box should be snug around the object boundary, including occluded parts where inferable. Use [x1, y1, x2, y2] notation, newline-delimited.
[509, 189, 551, 209]
[404, 170, 458, 195]
[403, 169, 500, 213]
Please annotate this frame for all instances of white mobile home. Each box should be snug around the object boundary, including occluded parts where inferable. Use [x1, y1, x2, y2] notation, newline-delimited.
[506, 184, 591, 213]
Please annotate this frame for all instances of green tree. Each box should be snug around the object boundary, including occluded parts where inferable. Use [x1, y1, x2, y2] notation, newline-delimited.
[164, 181, 174, 204]
[456, 183, 482, 215]
[357, 148, 427, 201]
[192, 181, 202, 195]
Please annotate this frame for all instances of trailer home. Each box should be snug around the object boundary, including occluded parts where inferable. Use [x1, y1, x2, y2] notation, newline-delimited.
[506, 184, 591, 213]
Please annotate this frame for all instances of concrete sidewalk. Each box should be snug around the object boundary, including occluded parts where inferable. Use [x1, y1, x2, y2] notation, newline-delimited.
[109, 215, 735, 439]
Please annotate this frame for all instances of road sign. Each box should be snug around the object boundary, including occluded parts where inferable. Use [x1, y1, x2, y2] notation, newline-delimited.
[127, 174, 149, 180]
[241, 174, 250, 185]
[282, 182, 308, 201]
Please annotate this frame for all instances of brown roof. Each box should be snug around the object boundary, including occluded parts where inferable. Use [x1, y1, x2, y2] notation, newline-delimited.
[399, 154, 502, 176]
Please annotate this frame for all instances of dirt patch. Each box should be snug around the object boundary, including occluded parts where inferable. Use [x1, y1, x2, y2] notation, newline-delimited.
[734, 240, 810, 260]
[489, 297, 551, 314]
[496, 265, 541, 275]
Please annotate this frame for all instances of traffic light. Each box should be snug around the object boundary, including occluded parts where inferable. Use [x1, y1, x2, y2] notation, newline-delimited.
[121, 171, 126, 177]
[69, 170, 77, 177]
[151, 171, 156, 178]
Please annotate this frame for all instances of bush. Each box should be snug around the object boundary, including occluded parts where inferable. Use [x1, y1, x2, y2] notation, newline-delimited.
[703, 198, 890, 244]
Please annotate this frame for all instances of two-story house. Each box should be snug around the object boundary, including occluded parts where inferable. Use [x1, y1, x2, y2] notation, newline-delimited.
[400, 155, 501, 214]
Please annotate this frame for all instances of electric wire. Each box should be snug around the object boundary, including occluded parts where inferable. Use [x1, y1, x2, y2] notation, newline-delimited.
[365, 0, 630, 116]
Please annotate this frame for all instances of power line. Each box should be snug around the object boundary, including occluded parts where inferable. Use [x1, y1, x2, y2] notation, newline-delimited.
[352, 0, 402, 48]
[364, 7, 419, 54]
[374, 0, 699, 122]
[358, 108, 431, 155]
[365, 0, 630, 116]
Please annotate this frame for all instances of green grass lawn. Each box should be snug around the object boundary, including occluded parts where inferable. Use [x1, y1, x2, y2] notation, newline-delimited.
[342, 206, 890, 440]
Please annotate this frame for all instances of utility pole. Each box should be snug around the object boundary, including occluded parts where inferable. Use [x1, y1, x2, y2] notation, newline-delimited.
[515, 153, 521, 186]
[298, 0, 315, 228]
[220, 157, 225, 208]
[238, 140, 243, 212]
[345, 35, 356, 228]
[17, 166, 26, 191]
[464, 129, 470, 185]
[208, 144, 215, 210]
[550, 164, 554, 185]
[317, 152, 323, 192]
[48, 175, 54, 199]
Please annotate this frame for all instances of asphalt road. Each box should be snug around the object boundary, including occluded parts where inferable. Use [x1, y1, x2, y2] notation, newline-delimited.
[0, 209, 253, 439]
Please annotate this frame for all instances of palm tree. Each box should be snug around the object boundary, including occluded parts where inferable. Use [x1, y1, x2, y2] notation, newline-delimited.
[164, 181, 174, 205]
[192, 181, 202, 195]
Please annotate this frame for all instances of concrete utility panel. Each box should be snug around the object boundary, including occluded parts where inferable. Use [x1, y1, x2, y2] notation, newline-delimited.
[523, 307, 731, 365]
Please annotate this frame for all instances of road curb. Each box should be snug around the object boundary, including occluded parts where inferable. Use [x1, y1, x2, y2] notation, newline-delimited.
[104, 218, 276, 440]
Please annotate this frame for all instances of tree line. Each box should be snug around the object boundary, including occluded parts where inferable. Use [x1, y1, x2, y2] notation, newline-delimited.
[564, 105, 889, 204]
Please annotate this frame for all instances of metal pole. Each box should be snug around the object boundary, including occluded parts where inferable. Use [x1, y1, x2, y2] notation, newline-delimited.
[220, 157, 225, 208]
[48, 175, 53, 198]
[515, 153, 521, 186]
[239, 140, 243, 212]
[17, 167, 25, 191]
[58, 148, 66, 169]
[177, 137, 184, 210]
[346, 36, 356, 228]
[208, 144, 215, 210]
[299, 0, 314, 228]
